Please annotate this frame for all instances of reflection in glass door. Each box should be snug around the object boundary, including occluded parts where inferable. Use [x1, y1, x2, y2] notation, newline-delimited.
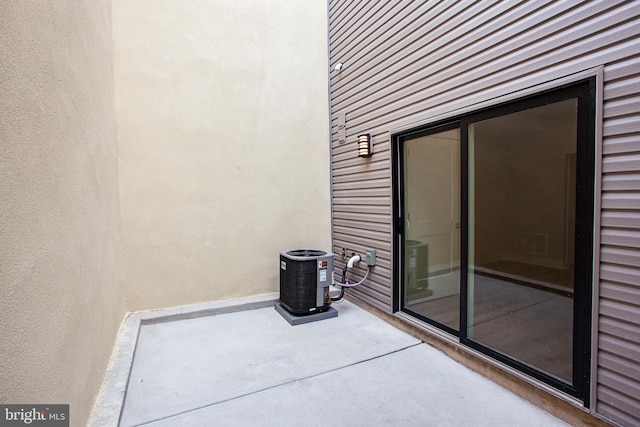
[402, 128, 460, 331]
[466, 100, 577, 382]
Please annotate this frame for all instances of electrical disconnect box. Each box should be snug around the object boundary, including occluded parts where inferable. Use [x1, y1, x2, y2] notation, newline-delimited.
[365, 248, 376, 266]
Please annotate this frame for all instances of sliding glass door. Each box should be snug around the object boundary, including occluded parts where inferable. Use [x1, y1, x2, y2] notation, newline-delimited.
[466, 100, 577, 383]
[395, 79, 595, 402]
[402, 127, 460, 332]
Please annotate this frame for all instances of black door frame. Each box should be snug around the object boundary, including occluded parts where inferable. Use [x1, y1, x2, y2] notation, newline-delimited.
[392, 77, 596, 404]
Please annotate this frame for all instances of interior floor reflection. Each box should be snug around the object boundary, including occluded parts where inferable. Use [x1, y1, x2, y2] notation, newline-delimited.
[407, 270, 572, 382]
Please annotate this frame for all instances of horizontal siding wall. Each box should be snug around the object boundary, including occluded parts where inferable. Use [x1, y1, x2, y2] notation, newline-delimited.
[598, 46, 640, 426]
[329, 0, 640, 425]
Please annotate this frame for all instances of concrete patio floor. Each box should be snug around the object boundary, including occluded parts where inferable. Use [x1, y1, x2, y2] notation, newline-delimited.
[93, 295, 570, 426]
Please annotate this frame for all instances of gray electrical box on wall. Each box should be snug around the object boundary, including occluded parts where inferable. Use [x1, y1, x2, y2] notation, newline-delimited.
[366, 248, 376, 266]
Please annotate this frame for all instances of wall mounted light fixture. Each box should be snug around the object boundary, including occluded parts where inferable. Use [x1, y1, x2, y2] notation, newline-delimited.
[358, 133, 373, 158]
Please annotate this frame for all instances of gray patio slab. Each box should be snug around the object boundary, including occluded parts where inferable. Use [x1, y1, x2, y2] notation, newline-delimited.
[147, 344, 568, 427]
[120, 300, 420, 426]
[119, 299, 569, 427]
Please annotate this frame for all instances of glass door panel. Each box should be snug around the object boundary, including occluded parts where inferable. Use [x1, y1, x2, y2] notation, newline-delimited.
[403, 128, 460, 331]
[467, 99, 577, 382]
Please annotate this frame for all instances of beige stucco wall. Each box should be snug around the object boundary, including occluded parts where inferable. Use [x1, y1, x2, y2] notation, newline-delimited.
[114, 0, 332, 310]
[0, 2, 123, 426]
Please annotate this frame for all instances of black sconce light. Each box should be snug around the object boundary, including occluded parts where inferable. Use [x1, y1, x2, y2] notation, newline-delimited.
[358, 133, 372, 158]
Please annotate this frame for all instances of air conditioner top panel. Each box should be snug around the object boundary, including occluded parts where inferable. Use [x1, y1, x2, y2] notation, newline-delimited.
[281, 249, 335, 260]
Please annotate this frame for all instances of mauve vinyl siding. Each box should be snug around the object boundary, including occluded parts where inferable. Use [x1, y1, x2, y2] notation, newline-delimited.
[329, 1, 640, 425]
[599, 37, 640, 426]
